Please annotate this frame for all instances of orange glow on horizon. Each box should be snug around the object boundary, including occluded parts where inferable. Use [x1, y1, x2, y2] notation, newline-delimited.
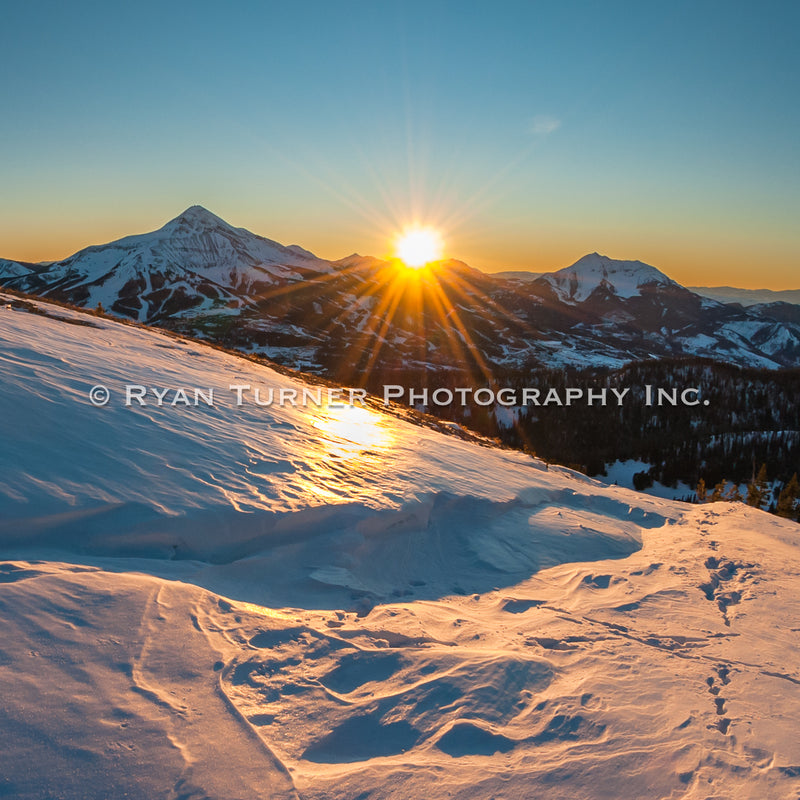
[2, 213, 799, 291]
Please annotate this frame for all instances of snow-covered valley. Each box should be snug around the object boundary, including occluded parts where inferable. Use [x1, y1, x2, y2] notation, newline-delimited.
[1, 295, 799, 799]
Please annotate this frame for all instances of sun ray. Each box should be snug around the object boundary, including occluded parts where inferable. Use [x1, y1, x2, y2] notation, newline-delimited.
[352, 278, 409, 377]
[319, 264, 415, 384]
[426, 274, 497, 385]
[434, 267, 540, 340]
[420, 277, 474, 373]
[229, 215, 549, 401]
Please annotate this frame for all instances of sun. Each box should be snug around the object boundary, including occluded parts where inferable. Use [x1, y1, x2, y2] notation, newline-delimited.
[395, 227, 443, 268]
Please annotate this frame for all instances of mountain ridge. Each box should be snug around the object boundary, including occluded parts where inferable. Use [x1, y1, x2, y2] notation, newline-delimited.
[2, 206, 799, 372]
[690, 285, 800, 307]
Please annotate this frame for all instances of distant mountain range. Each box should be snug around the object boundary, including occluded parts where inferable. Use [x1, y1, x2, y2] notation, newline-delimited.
[2, 206, 799, 376]
[494, 272, 800, 307]
[687, 286, 800, 307]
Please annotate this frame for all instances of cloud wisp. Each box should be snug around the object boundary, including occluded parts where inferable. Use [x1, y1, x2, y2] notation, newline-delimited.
[530, 114, 561, 136]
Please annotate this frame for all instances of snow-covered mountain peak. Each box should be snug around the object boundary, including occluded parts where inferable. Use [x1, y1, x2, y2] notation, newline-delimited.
[67, 205, 330, 274]
[542, 253, 679, 304]
[171, 204, 228, 228]
[156, 206, 307, 260]
[158, 204, 251, 238]
[0, 207, 337, 322]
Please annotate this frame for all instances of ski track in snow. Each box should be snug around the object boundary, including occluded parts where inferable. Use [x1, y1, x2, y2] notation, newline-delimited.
[1, 295, 799, 800]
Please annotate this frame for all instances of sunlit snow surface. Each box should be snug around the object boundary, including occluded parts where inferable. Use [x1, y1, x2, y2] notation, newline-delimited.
[1, 295, 799, 800]
[0, 294, 654, 607]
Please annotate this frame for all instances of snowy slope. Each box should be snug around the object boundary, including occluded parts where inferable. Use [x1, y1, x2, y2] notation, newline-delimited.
[0, 292, 649, 604]
[0, 258, 34, 278]
[1, 294, 800, 800]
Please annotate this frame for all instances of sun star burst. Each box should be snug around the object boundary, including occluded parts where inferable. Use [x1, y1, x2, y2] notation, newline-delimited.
[395, 227, 443, 268]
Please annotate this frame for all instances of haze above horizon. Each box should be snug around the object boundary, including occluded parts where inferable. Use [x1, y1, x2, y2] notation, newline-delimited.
[1, 1, 798, 289]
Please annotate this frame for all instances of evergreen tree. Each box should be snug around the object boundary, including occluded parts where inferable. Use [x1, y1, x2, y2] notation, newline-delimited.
[724, 482, 743, 503]
[776, 474, 799, 519]
[746, 463, 769, 509]
[710, 480, 727, 502]
[696, 478, 707, 502]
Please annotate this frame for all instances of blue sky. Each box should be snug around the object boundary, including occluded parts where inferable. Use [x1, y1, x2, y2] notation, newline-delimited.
[1, 0, 798, 286]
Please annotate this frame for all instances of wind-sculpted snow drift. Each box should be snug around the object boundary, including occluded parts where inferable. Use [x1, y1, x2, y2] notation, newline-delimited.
[1, 294, 799, 800]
